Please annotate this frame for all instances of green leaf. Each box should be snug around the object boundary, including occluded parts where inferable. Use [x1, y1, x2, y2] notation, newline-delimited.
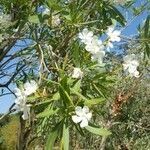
[28, 15, 40, 24]
[46, 79, 60, 85]
[59, 86, 74, 106]
[45, 120, 64, 150]
[72, 79, 81, 92]
[84, 98, 105, 106]
[144, 15, 150, 38]
[71, 90, 87, 100]
[145, 43, 150, 58]
[47, 0, 62, 11]
[62, 124, 69, 150]
[36, 108, 58, 118]
[85, 126, 111, 136]
[45, 130, 58, 150]
[52, 92, 60, 100]
[92, 84, 106, 98]
[108, 5, 126, 26]
[64, 14, 72, 21]
[60, 76, 70, 93]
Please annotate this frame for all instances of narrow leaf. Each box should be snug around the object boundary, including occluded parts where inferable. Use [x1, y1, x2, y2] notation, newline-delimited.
[84, 98, 105, 106]
[72, 80, 81, 92]
[59, 86, 74, 106]
[62, 124, 69, 150]
[85, 126, 111, 136]
[37, 108, 58, 118]
[71, 90, 87, 100]
[28, 15, 39, 24]
[45, 130, 58, 150]
[144, 15, 150, 38]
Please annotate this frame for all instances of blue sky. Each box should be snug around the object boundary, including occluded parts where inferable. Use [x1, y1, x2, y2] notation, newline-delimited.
[0, 0, 149, 113]
[0, 40, 33, 113]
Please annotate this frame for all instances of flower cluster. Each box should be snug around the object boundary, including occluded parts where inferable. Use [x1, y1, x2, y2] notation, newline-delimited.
[79, 28, 105, 64]
[78, 27, 140, 78]
[123, 54, 139, 78]
[78, 27, 121, 64]
[72, 106, 92, 128]
[14, 80, 38, 120]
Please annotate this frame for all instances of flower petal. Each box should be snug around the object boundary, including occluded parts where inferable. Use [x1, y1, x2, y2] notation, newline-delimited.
[107, 26, 114, 35]
[80, 118, 89, 128]
[87, 31, 94, 37]
[24, 80, 38, 96]
[14, 88, 22, 97]
[86, 112, 92, 120]
[133, 70, 140, 78]
[108, 41, 114, 48]
[83, 106, 89, 113]
[75, 106, 83, 116]
[113, 30, 121, 36]
[22, 105, 30, 120]
[72, 115, 82, 123]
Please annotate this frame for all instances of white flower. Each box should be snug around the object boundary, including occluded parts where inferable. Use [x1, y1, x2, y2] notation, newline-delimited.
[132, 70, 140, 78]
[72, 68, 83, 79]
[72, 106, 92, 128]
[24, 80, 38, 96]
[123, 54, 140, 78]
[91, 50, 105, 64]
[15, 98, 30, 120]
[52, 14, 61, 27]
[78, 29, 106, 64]
[107, 41, 114, 49]
[42, 8, 50, 15]
[85, 36, 104, 54]
[106, 26, 121, 42]
[14, 93, 26, 105]
[14, 80, 38, 120]
[78, 28, 94, 44]
[21, 105, 30, 120]
[14, 88, 24, 99]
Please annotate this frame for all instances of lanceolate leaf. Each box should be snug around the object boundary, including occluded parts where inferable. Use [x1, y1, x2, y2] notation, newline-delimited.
[84, 98, 105, 106]
[45, 130, 58, 150]
[144, 15, 150, 38]
[72, 79, 81, 92]
[45, 121, 64, 150]
[59, 86, 74, 106]
[62, 123, 69, 150]
[85, 126, 111, 136]
[107, 5, 126, 26]
[36, 108, 58, 118]
[28, 15, 40, 24]
[71, 90, 87, 100]
[145, 43, 150, 58]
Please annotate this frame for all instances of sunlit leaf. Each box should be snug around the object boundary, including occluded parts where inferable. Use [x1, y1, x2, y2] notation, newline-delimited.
[45, 130, 58, 150]
[85, 126, 111, 136]
[36, 108, 58, 118]
[84, 98, 105, 106]
[28, 15, 40, 24]
[62, 123, 69, 150]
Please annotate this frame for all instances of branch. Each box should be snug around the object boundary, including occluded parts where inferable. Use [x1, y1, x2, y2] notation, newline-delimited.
[0, 64, 26, 88]
[0, 40, 16, 62]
